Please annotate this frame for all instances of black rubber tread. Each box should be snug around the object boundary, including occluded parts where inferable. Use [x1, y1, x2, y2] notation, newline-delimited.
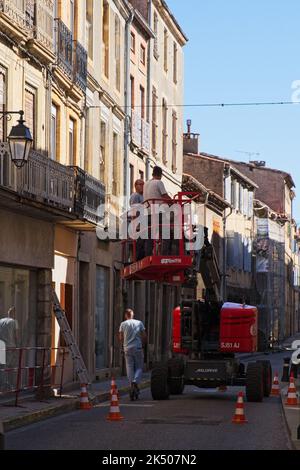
[167, 357, 185, 395]
[151, 363, 170, 400]
[257, 360, 272, 397]
[246, 362, 264, 402]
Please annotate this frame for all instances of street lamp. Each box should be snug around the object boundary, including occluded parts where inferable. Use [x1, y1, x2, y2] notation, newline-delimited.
[0, 110, 33, 168]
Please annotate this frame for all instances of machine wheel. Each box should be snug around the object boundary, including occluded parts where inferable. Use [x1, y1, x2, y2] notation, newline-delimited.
[257, 360, 272, 397]
[151, 363, 170, 400]
[167, 357, 185, 395]
[246, 362, 264, 402]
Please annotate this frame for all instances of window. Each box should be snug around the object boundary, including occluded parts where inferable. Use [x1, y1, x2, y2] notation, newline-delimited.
[153, 12, 159, 59]
[100, 121, 106, 182]
[112, 132, 118, 195]
[172, 111, 177, 173]
[51, 104, 58, 160]
[162, 99, 167, 163]
[86, 0, 93, 60]
[164, 29, 168, 72]
[25, 84, 36, 149]
[140, 44, 146, 65]
[130, 164, 134, 194]
[0, 66, 7, 142]
[102, 0, 109, 78]
[130, 32, 136, 53]
[115, 14, 121, 91]
[130, 75, 134, 109]
[69, 118, 75, 165]
[140, 86, 145, 120]
[139, 170, 144, 181]
[173, 42, 178, 83]
[70, 0, 75, 37]
[152, 86, 157, 157]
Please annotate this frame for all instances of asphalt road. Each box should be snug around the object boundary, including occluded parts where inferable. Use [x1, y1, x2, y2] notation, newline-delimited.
[6, 352, 292, 450]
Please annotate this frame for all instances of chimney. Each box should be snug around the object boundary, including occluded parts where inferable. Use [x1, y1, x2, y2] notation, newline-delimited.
[249, 160, 266, 168]
[183, 119, 200, 154]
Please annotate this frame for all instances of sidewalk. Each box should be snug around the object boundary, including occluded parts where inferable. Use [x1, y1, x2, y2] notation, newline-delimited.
[0, 373, 151, 433]
[280, 376, 300, 450]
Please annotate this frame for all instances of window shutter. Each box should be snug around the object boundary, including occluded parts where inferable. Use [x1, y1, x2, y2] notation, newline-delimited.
[226, 231, 235, 268]
[233, 232, 239, 268]
[0, 68, 6, 141]
[25, 85, 36, 147]
[243, 188, 248, 216]
[225, 175, 231, 204]
[248, 191, 253, 218]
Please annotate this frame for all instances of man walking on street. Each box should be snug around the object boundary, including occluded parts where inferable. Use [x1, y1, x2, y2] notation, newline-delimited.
[119, 309, 147, 400]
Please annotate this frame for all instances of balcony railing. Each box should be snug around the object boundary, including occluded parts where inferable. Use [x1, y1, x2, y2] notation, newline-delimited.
[0, 144, 106, 225]
[73, 167, 106, 225]
[0, 0, 31, 32]
[55, 18, 73, 79]
[131, 110, 150, 155]
[0, 144, 75, 212]
[73, 40, 87, 92]
[34, 0, 54, 52]
[54, 19, 87, 91]
[141, 119, 150, 154]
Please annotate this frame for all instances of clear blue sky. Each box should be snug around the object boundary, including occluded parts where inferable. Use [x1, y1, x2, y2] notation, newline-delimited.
[168, 0, 300, 221]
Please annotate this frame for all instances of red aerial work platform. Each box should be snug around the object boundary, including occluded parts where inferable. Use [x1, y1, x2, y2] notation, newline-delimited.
[121, 192, 200, 284]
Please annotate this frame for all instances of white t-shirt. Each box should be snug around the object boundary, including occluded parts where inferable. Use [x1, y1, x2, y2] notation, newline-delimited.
[119, 319, 145, 351]
[143, 179, 168, 201]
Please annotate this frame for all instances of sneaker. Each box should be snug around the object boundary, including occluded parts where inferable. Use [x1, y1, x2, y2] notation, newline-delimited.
[129, 383, 135, 401]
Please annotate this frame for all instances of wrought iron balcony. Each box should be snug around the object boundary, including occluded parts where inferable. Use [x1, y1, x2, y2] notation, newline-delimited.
[141, 119, 150, 154]
[73, 167, 106, 225]
[74, 40, 87, 92]
[0, 144, 75, 212]
[55, 18, 73, 79]
[131, 110, 150, 155]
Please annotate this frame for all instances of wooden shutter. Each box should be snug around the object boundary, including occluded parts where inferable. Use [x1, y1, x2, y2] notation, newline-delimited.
[25, 85, 36, 148]
[0, 67, 6, 141]
[59, 283, 73, 347]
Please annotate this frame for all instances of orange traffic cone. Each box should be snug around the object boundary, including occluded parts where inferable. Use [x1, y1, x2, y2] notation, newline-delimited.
[110, 377, 120, 399]
[106, 389, 124, 421]
[232, 392, 248, 424]
[270, 371, 280, 396]
[79, 384, 92, 410]
[285, 373, 299, 406]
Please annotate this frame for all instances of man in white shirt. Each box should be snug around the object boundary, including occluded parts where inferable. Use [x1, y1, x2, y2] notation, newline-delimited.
[143, 166, 174, 256]
[119, 309, 147, 400]
[143, 166, 172, 202]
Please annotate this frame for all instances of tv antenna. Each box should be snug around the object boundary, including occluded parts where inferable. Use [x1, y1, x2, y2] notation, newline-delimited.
[236, 150, 261, 161]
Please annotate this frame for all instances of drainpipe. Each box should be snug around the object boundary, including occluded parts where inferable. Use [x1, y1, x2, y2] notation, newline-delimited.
[124, 3, 134, 207]
[222, 166, 233, 302]
[146, 0, 152, 181]
[222, 205, 232, 302]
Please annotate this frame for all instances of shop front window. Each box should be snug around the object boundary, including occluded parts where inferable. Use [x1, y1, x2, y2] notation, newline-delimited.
[0, 266, 37, 391]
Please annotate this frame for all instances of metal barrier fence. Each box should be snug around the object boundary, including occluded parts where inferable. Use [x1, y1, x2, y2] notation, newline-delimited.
[0, 347, 67, 406]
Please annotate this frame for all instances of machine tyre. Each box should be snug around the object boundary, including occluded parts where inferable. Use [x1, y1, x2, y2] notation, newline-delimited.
[151, 363, 170, 400]
[257, 360, 272, 397]
[246, 362, 264, 402]
[167, 357, 185, 395]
